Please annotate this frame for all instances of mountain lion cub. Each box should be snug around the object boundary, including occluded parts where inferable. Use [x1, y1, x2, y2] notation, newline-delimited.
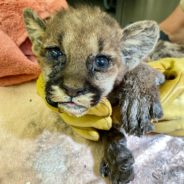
[23, 6, 164, 184]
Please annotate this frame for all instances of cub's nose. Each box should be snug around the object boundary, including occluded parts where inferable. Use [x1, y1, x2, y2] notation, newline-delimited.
[62, 84, 86, 97]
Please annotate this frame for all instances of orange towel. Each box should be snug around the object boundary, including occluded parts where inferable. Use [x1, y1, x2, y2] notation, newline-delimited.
[0, 0, 68, 86]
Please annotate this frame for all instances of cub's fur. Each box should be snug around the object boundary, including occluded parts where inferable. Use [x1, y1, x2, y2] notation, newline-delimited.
[24, 6, 164, 184]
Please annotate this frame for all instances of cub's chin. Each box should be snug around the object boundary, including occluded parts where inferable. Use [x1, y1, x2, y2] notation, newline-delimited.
[58, 102, 89, 117]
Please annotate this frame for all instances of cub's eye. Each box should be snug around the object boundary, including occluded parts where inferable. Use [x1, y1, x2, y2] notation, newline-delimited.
[46, 47, 63, 60]
[95, 55, 110, 70]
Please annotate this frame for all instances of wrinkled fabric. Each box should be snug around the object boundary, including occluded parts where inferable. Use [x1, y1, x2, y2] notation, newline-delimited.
[0, 0, 67, 86]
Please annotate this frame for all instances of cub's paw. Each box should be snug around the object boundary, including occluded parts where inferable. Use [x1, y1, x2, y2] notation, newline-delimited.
[100, 142, 135, 184]
[120, 64, 164, 136]
[120, 94, 163, 136]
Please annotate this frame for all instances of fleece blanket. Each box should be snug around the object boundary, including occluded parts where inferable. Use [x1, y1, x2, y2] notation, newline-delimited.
[0, 0, 67, 86]
[0, 82, 184, 184]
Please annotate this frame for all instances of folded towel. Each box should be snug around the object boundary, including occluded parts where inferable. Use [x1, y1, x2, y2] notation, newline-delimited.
[0, 0, 67, 86]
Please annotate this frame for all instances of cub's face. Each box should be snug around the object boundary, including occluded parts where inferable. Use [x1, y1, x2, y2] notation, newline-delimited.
[24, 6, 159, 116]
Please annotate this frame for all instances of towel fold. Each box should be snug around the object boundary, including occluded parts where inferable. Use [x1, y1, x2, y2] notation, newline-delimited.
[0, 0, 67, 86]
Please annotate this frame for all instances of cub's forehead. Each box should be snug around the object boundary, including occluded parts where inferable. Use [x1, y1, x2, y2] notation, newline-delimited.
[43, 6, 122, 45]
[47, 6, 120, 29]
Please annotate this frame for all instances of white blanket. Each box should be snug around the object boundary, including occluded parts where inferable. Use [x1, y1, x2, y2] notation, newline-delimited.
[0, 82, 184, 184]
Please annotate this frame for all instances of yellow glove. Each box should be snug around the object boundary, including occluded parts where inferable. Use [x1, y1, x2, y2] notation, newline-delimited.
[111, 58, 184, 136]
[36, 74, 112, 141]
[148, 58, 184, 136]
[37, 57, 184, 139]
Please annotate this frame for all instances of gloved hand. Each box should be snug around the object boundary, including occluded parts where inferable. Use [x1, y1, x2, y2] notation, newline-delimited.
[111, 58, 184, 136]
[148, 58, 184, 136]
[36, 74, 112, 141]
[36, 57, 184, 139]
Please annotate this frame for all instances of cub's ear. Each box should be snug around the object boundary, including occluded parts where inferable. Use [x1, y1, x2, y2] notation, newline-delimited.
[121, 21, 159, 70]
[23, 8, 45, 45]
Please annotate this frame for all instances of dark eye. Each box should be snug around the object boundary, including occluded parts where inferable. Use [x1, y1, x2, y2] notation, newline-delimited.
[95, 55, 110, 70]
[47, 47, 63, 60]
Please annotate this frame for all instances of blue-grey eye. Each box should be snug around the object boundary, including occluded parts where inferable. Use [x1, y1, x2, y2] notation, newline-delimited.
[95, 55, 110, 69]
[47, 47, 63, 60]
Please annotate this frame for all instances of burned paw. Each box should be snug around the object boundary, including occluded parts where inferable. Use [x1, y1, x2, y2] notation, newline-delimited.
[119, 64, 164, 136]
[102, 142, 135, 184]
[121, 96, 157, 136]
